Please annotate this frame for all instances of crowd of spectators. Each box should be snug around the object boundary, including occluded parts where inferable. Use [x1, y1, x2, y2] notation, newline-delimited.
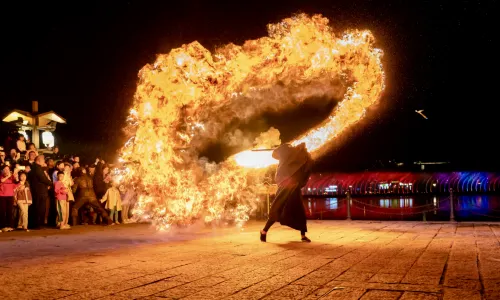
[0, 133, 137, 232]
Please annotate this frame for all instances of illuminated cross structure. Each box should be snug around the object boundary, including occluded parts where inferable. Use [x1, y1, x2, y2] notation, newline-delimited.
[2, 101, 66, 149]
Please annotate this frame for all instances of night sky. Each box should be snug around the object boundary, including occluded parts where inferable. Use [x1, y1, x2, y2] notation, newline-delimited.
[0, 0, 496, 170]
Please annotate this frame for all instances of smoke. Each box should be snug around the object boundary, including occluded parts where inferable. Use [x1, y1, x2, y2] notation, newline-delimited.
[223, 129, 252, 148]
[190, 77, 346, 153]
[254, 127, 281, 149]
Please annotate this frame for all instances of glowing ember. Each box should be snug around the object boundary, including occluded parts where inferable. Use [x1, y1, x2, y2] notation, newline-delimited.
[120, 14, 385, 230]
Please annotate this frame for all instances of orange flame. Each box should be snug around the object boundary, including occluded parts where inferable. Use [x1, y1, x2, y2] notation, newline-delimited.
[120, 14, 385, 230]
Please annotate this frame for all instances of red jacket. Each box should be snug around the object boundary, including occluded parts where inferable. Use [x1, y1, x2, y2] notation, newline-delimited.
[0, 175, 16, 197]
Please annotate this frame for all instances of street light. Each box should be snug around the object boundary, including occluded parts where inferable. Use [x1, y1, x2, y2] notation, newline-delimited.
[42, 131, 55, 148]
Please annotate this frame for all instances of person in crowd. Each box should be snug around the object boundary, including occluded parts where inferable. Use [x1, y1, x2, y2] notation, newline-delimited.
[72, 168, 112, 226]
[27, 143, 38, 157]
[100, 180, 122, 225]
[120, 184, 136, 224]
[0, 151, 6, 165]
[260, 143, 313, 243]
[52, 161, 65, 183]
[13, 163, 23, 182]
[7, 149, 20, 165]
[0, 165, 16, 232]
[54, 171, 70, 229]
[16, 135, 26, 155]
[94, 160, 110, 200]
[51, 146, 62, 160]
[46, 158, 56, 178]
[27, 151, 37, 166]
[93, 160, 111, 224]
[88, 164, 96, 177]
[73, 156, 80, 164]
[13, 171, 32, 232]
[41, 160, 53, 225]
[28, 155, 52, 229]
[62, 163, 75, 201]
[71, 162, 80, 178]
[62, 163, 75, 224]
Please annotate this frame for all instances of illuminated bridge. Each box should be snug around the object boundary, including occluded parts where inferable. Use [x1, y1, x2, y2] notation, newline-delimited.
[302, 172, 500, 196]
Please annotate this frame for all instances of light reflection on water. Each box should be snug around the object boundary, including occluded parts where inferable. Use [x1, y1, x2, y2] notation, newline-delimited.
[303, 195, 500, 221]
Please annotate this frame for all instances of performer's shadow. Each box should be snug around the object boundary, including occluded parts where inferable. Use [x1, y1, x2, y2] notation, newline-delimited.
[274, 241, 318, 249]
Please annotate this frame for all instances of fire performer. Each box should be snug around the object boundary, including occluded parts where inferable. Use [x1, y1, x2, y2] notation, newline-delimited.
[260, 142, 312, 242]
[71, 168, 112, 226]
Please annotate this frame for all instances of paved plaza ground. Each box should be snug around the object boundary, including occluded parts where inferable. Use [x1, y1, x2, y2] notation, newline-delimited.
[1, 220, 500, 299]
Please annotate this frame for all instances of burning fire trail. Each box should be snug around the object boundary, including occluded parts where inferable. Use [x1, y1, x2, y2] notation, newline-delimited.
[120, 14, 385, 230]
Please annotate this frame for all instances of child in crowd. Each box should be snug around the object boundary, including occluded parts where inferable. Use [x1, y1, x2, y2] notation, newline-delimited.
[62, 163, 74, 201]
[13, 172, 32, 231]
[54, 171, 70, 229]
[62, 163, 74, 225]
[17, 135, 26, 154]
[100, 180, 122, 225]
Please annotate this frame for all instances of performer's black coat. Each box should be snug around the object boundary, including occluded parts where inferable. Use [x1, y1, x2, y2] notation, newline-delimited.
[268, 144, 312, 232]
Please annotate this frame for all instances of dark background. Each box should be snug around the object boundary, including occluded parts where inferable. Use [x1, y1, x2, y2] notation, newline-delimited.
[0, 0, 496, 170]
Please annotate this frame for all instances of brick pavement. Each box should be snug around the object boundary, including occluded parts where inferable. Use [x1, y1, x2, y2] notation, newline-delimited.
[0, 221, 499, 299]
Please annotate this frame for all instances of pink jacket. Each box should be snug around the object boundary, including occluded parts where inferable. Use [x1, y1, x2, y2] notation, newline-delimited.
[54, 181, 68, 201]
[0, 175, 16, 197]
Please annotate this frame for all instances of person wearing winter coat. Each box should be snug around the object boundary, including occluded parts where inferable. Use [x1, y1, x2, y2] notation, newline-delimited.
[13, 171, 32, 231]
[28, 155, 52, 229]
[100, 180, 122, 225]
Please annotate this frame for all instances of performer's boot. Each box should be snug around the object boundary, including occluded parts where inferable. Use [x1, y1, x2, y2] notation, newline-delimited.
[260, 230, 267, 242]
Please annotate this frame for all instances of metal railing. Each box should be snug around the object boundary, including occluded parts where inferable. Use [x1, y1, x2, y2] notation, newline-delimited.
[256, 187, 500, 222]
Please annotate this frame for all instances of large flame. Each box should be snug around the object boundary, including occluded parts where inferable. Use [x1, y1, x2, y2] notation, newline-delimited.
[120, 14, 385, 230]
